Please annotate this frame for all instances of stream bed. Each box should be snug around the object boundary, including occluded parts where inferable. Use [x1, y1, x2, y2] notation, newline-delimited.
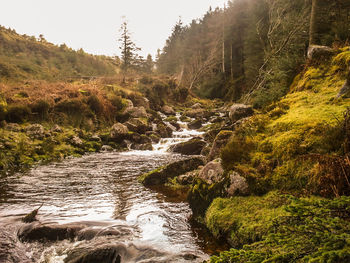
[0, 122, 226, 262]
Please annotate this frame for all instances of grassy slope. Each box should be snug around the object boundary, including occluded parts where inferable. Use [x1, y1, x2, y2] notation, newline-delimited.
[0, 26, 118, 81]
[207, 48, 350, 262]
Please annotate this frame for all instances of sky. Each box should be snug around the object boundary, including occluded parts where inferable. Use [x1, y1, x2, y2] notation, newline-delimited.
[0, 0, 226, 58]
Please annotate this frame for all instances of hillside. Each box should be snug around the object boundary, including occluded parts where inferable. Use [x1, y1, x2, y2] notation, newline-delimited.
[0, 26, 119, 81]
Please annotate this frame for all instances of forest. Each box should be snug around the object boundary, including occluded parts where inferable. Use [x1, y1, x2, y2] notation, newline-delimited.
[0, 0, 350, 262]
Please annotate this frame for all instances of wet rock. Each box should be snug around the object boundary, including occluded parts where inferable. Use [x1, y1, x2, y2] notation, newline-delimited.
[26, 124, 45, 139]
[169, 120, 180, 130]
[187, 119, 202, 130]
[18, 222, 85, 242]
[169, 138, 206, 155]
[156, 122, 173, 138]
[101, 145, 114, 152]
[146, 131, 161, 143]
[227, 171, 249, 196]
[71, 136, 83, 147]
[65, 245, 122, 263]
[5, 123, 21, 132]
[22, 205, 42, 223]
[229, 104, 253, 123]
[198, 159, 225, 184]
[124, 118, 149, 134]
[110, 123, 129, 142]
[0, 228, 32, 263]
[207, 130, 233, 161]
[161, 105, 175, 116]
[130, 143, 153, 151]
[140, 156, 205, 186]
[77, 227, 130, 241]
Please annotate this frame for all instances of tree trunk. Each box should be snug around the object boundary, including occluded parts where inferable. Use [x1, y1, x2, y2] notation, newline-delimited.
[309, 0, 333, 46]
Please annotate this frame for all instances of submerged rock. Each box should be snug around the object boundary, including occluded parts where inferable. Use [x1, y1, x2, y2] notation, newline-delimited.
[169, 138, 206, 155]
[139, 156, 205, 186]
[18, 222, 85, 242]
[228, 104, 253, 123]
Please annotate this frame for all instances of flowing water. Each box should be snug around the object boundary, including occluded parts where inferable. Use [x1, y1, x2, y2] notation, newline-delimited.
[0, 116, 226, 262]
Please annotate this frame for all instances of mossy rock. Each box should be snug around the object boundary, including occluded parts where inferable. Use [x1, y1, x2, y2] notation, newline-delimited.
[139, 156, 205, 186]
[169, 138, 206, 155]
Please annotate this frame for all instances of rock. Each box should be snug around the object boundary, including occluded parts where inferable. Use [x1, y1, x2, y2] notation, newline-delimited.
[18, 222, 85, 242]
[207, 130, 233, 161]
[146, 132, 161, 143]
[125, 106, 148, 119]
[5, 123, 21, 132]
[22, 204, 42, 223]
[25, 124, 45, 139]
[187, 119, 202, 130]
[229, 104, 253, 123]
[307, 45, 335, 61]
[90, 134, 101, 142]
[337, 79, 350, 98]
[124, 99, 134, 111]
[192, 103, 202, 109]
[71, 136, 83, 147]
[177, 169, 200, 185]
[101, 145, 113, 152]
[51, 124, 63, 133]
[169, 138, 206, 155]
[124, 118, 149, 134]
[110, 123, 129, 142]
[227, 171, 249, 196]
[130, 143, 153, 151]
[139, 156, 205, 186]
[185, 108, 206, 118]
[161, 105, 175, 115]
[198, 159, 225, 184]
[156, 122, 173, 138]
[169, 121, 181, 131]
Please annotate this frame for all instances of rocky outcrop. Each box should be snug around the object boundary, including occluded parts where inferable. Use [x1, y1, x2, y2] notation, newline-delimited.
[125, 106, 148, 119]
[198, 159, 225, 184]
[161, 105, 175, 116]
[169, 138, 206, 155]
[207, 130, 233, 161]
[26, 124, 46, 139]
[139, 156, 205, 186]
[227, 171, 249, 196]
[110, 123, 129, 142]
[229, 104, 253, 123]
[17, 222, 85, 242]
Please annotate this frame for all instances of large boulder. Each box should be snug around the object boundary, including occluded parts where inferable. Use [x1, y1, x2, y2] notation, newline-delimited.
[125, 106, 148, 119]
[110, 123, 129, 142]
[139, 156, 205, 186]
[229, 104, 253, 123]
[185, 108, 208, 119]
[169, 138, 206, 155]
[155, 122, 173, 138]
[161, 105, 175, 116]
[226, 171, 249, 196]
[198, 159, 224, 184]
[207, 130, 233, 161]
[124, 118, 149, 134]
[307, 45, 335, 61]
[18, 222, 85, 242]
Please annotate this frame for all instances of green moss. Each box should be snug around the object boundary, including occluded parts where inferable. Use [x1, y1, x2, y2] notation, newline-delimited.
[164, 116, 177, 122]
[205, 192, 290, 247]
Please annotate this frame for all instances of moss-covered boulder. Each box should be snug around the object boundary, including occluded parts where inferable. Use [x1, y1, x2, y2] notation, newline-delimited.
[139, 156, 205, 186]
[169, 138, 206, 155]
[228, 104, 253, 123]
[207, 130, 233, 161]
[156, 122, 173, 138]
[187, 119, 202, 130]
[161, 105, 175, 115]
[198, 159, 225, 184]
[110, 123, 129, 142]
[124, 118, 150, 134]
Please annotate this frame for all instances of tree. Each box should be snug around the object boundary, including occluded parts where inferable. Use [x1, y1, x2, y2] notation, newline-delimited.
[118, 20, 140, 82]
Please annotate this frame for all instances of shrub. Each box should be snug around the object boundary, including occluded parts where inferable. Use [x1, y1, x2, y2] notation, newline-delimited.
[31, 99, 50, 120]
[6, 104, 31, 123]
[87, 95, 103, 115]
[0, 95, 7, 120]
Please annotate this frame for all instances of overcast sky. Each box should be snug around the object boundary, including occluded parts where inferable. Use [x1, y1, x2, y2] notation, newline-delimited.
[0, 0, 226, 58]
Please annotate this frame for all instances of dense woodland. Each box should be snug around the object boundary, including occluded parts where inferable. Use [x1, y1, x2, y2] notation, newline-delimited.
[0, 0, 350, 262]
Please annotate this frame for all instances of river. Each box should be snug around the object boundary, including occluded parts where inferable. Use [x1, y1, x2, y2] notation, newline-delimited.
[0, 118, 226, 262]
